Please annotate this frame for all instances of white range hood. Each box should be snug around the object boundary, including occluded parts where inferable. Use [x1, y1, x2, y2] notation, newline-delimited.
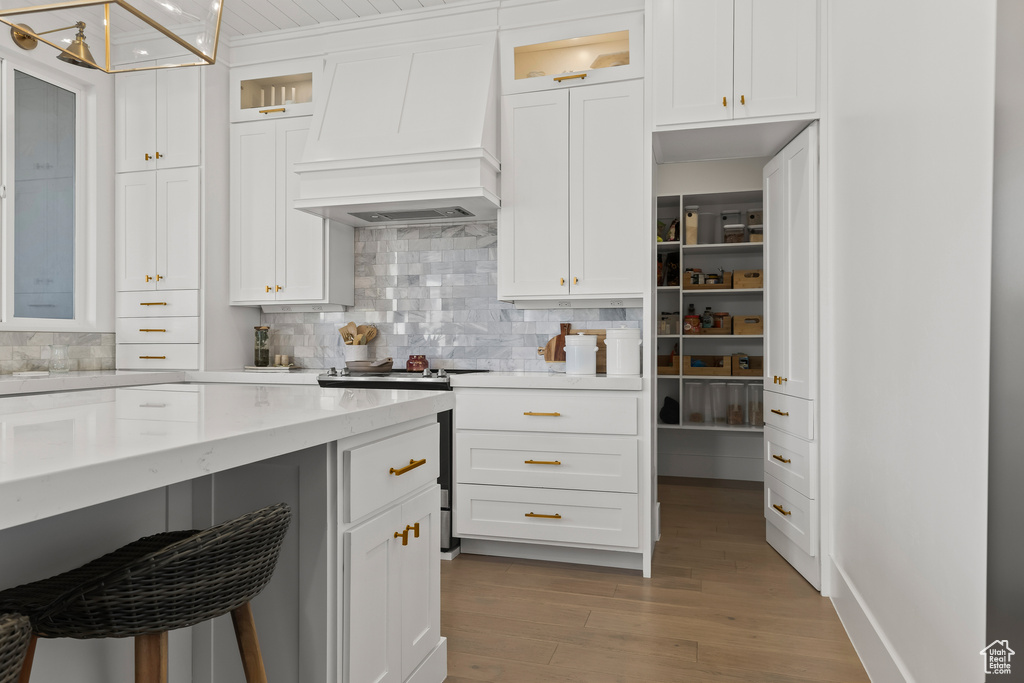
[294, 31, 500, 226]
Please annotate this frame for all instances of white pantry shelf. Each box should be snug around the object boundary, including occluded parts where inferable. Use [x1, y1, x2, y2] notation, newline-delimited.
[682, 335, 763, 340]
[681, 243, 763, 254]
[682, 288, 763, 295]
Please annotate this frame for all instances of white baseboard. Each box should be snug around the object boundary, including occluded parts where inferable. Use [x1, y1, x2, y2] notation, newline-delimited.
[830, 561, 909, 683]
[658, 453, 764, 480]
[460, 538, 644, 572]
[440, 545, 461, 561]
[406, 637, 447, 683]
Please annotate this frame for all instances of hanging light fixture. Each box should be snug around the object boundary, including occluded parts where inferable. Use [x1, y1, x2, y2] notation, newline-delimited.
[0, 0, 224, 73]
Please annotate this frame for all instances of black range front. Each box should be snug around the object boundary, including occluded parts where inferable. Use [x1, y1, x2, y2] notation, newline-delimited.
[317, 368, 488, 553]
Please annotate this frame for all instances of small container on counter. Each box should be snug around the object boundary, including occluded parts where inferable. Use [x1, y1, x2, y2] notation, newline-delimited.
[564, 333, 598, 375]
[253, 326, 270, 367]
[406, 354, 428, 372]
[604, 327, 641, 376]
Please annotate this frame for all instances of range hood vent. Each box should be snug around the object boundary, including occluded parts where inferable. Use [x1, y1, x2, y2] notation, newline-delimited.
[349, 206, 475, 223]
[294, 31, 500, 226]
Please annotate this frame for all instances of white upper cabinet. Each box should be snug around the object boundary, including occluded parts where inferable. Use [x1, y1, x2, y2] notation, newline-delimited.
[115, 167, 200, 292]
[653, 0, 818, 127]
[498, 80, 645, 301]
[230, 57, 320, 123]
[230, 118, 354, 307]
[115, 67, 200, 173]
[763, 122, 818, 400]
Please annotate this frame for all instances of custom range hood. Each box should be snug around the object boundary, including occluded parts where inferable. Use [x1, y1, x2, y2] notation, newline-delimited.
[294, 31, 500, 227]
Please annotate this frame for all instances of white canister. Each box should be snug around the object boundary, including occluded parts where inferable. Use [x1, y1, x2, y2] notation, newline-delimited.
[564, 333, 598, 375]
[604, 326, 641, 375]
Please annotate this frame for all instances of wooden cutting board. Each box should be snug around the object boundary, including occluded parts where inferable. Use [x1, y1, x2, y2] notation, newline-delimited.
[542, 326, 607, 373]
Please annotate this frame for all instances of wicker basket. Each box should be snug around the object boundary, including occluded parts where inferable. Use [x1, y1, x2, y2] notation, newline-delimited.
[0, 613, 30, 683]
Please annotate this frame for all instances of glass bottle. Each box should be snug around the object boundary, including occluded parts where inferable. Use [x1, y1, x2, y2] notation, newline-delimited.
[254, 326, 270, 367]
[49, 344, 70, 373]
[701, 306, 714, 328]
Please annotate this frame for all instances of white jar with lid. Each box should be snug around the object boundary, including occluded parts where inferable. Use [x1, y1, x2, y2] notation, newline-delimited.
[564, 333, 598, 375]
[604, 326, 641, 375]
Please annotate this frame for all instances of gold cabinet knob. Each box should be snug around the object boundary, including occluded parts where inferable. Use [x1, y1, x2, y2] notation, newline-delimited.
[145, 274, 152, 282]
[145, 153, 152, 161]
[276, 285, 282, 292]
[723, 96, 727, 107]
[156, 152, 163, 159]
[560, 278, 565, 286]
[573, 276, 578, 285]
[156, 274, 163, 281]
[741, 95, 746, 105]
[265, 285, 272, 293]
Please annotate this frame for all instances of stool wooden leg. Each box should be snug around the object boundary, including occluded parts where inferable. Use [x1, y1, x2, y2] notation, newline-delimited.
[134, 632, 168, 683]
[17, 634, 36, 683]
[230, 603, 268, 683]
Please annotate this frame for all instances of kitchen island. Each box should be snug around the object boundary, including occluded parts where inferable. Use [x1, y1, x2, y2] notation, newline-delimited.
[0, 383, 451, 683]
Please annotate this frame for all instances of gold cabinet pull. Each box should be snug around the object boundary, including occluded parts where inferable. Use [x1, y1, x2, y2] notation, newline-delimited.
[156, 274, 163, 281]
[156, 152, 163, 159]
[139, 302, 167, 306]
[265, 285, 272, 293]
[560, 278, 565, 286]
[276, 285, 282, 292]
[145, 275, 153, 282]
[573, 276, 578, 285]
[723, 96, 727, 107]
[405, 522, 420, 539]
[139, 328, 166, 333]
[259, 107, 286, 114]
[138, 356, 166, 360]
[394, 529, 409, 545]
[741, 95, 746, 105]
[390, 458, 426, 476]
[525, 512, 562, 519]
[145, 153, 152, 161]
[773, 376, 788, 384]
[525, 459, 561, 466]
[772, 454, 792, 464]
[770, 409, 790, 417]
[554, 73, 586, 82]
[772, 503, 792, 516]
[524, 412, 561, 417]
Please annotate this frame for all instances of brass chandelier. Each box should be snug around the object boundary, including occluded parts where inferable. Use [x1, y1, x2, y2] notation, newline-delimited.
[0, 0, 224, 73]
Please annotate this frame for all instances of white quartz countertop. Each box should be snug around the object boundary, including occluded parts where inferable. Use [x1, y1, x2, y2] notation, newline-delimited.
[0, 383, 453, 531]
[0, 370, 189, 396]
[449, 371, 643, 391]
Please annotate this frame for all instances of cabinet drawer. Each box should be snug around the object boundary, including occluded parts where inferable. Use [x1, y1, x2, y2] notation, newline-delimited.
[344, 423, 440, 522]
[764, 426, 817, 499]
[764, 390, 813, 440]
[116, 317, 199, 344]
[117, 290, 199, 317]
[455, 390, 637, 436]
[455, 484, 638, 548]
[115, 387, 200, 422]
[764, 473, 818, 557]
[116, 343, 199, 370]
[455, 431, 637, 493]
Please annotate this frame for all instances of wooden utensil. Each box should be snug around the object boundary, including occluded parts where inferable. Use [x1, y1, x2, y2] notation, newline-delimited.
[542, 323, 572, 362]
[353, 333, 364, 345]
[365, 325, 377, 342]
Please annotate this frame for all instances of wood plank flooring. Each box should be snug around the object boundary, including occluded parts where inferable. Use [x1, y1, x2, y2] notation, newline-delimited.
[441, 477, 867, 683]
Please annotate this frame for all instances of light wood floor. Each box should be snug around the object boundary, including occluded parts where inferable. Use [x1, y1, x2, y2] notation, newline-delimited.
[441, 477, 868, 683]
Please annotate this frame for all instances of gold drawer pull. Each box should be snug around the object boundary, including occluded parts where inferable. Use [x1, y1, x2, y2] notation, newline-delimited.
[524, 412, 561, 417]
[772, 504, 792, 516]
[525, 460, 561, 466]
[139, 328, 166, 333]
[554, 73, 586, 82]
[390, 458, 426, 476]
[138, 356, 166, 360]
[770, 409, 790, 417]
[771, 454, 792, 464]
[259, 107, 286, 114]
[139, 302, 167, 306]
[525, 512, 562, 519]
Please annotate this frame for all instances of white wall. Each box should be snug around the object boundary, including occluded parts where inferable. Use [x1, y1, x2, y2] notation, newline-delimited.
[826, 2, 994, 681]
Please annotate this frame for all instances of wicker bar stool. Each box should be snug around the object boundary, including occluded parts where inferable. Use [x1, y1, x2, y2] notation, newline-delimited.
[0, 614, 31, 683]
[0, 503, 290, 683]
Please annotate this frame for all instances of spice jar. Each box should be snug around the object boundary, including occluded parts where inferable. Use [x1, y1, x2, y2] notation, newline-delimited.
[683, 315, 701, 335]
[712, 312, 729, 329]
[253, 326, 270, 367]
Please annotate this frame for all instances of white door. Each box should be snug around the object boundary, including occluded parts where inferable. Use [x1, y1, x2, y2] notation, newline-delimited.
[763, 122, 817, 400]
[156, 67, 201, 170]
[652, 0, 734, 126]
[231, 121, 277, 302]
[347, 507, 403, 683]
[568, 80, 645, 296]
[497, 90, 570, 299]
[115, 70, 157, 173]
[155, 167, 200, 290]
[115, 172, 157, 292]
[734, 0, 818, 120]
[276, 119, 324, 301]
[399, 487, 440, 680]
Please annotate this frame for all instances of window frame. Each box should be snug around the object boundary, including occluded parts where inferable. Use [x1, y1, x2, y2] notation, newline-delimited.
[0, 56, 98, 332]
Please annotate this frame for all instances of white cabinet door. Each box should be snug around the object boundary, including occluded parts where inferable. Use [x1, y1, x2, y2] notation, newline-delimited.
[568, 80, 645, 296]
[652, 0, 734, 126]
[399, 487, 440, 681]
[276, 119, 324, 301]
[764, 122, 817, 400]
[155, 66, 201, 170]
[734, 0, 818, 120]
[115, 172, 157, 292]
[230, 121, 277, 302]
[155, 167, 200, 290]
[115, 70, 158, 173]
[497, 90, 570, 299]
[347, 506, 403, 683]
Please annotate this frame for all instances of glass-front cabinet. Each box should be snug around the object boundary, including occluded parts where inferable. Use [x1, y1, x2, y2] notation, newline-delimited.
[230, 57, 321, 122]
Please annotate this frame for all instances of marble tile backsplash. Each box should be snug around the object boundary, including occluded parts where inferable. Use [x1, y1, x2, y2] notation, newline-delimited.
[0, 332, 115, 374]
[260, 222, 643, 371]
